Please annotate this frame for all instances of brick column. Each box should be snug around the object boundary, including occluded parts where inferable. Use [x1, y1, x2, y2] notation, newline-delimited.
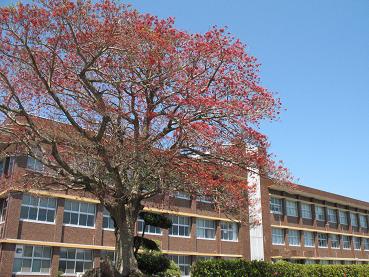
[50, 247, 60, 276]
[4, 192, 22, 239]
[311, 203, 317, 228]
[191, 217, 197, 253]
[216, 220, 221, 254]
[297, 202, 302, 224]
[53, 198, 64, 243]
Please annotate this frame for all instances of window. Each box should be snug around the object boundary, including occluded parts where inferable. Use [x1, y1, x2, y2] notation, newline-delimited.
[220, 222, 238, 241]
[196, 219, 215, 239]
[359, 215, 368, 229]
[327, 208, 337, 223]
[102, 208, 114, 230]
[354, 237, 361, 250]
[318, 233, 328, 248]
[305, 260, 315, 264]
[350, 213, 358, 227]
[197, 195, 213, 203]
[301, 203, 312, 219]
[319, 260, 329, 265]
[63, 200, 95, 227]
[286, 200, 298, 217]
[0, 199, 7, 223]
[169, 215, 190, 237]
[272, 228, 284, 245]
[59, 248, 93, 274]
[138, 216, 162, 235]
[330, 234, 340, 249]
[342, 235, 351, 249]
[12, 245, 52, 274]
[364, 238, 369, 250]
[339, 210, 348, 225]
[168, 255, 190, 277]
[196, 256, 214, 261]
[26, 156, 44, 172]
[315, 206, 325, 221]
[304, 231, 314, 247]
[174, 192, 191, 200]
[270, 197, 283, 214]
[288, 230, 300, 246]
[20, 194, 56, 223]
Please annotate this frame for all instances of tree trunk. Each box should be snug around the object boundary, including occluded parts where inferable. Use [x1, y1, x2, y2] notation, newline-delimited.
[111, 204, 143, 277]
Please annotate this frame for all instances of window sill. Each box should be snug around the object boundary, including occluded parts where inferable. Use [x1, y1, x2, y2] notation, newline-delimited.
[221, 239, 239, 242]
[137, 232, 162, 236]
[13, 273, 50, 276]
[289, 244, 301, 247]
[169, 235, 191, 238]
[343, 248, 352, 250]
[63, 224, 95, 229]
[304, 245, 315, 248]
[270, 212, 283, 215]
[286, 215, 298, 218]
[272, 243, 285, 246]
[196, 237, 216, 241]
[331, 247, 340, 249]
[318, 246, 328, 248]
[103, 228, 114, 232]
[20, 219, 55, 225]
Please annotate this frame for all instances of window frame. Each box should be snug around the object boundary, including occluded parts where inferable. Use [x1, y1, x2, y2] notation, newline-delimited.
[63, 200, 96, 228]
[330, 234, 340, 249]
[315, 206, 326, 221]
[359, 214, 368, 229]
[286, 200, 298, 217]
[300, 203, 312, 219]
[339, 210, 348, 225]
[168, 255, 190, 277]
[58, 248, 93, 275]
[327, 208, 337, 224]
[12, 244, 52, 274]
[0, 198, 7, 223]
[174, 192, 191, 200]
[303, 231, 315, 247]
[169, 215, 191, 238]
[220, 222, 238, 242]
[342, 235, 351, 249]
[196, 195, 213, 204]
[363, 238, 369, 251]
[353, 237, 361, 250]
[288, 229, 300, 246]
[196, 218, 216, 240]
[137, 216, 162, 235]
[26, 156, 44, 172]
[272, 228, 284, 245]
[270, 197, 283, 215]
[350, 213, 358, 227]
[317, 233, 328, 248]
[20, 194, 56, 224]
[102, 208, 115, 230]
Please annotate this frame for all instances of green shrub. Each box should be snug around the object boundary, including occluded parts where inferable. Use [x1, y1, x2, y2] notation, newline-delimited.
[157, 260, 181, 277]
[137, 252, 171, 275]
[191, 259, 369, 277]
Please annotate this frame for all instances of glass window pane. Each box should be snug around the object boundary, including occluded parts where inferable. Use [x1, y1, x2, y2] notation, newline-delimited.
[31, 259, 42, 272]
[38, 208, 47, 221]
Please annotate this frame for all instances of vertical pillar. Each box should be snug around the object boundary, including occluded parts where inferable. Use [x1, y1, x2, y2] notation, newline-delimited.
[248, 169, 264, 261]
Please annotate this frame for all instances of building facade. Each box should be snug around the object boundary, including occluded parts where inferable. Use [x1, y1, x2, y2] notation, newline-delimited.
[1, 155, 369, 276]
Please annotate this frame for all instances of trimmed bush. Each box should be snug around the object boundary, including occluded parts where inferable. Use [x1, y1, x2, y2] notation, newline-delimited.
[191, 260, 369, 277]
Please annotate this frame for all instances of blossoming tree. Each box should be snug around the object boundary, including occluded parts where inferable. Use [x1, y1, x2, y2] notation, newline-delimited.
[0, 1, 289, 276]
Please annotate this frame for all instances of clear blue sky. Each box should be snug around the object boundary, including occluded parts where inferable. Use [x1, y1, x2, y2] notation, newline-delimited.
[2, 1, 369, 201]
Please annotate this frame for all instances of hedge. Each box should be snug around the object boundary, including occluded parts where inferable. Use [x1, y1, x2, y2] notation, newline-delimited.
[191, 260, 369, 277]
